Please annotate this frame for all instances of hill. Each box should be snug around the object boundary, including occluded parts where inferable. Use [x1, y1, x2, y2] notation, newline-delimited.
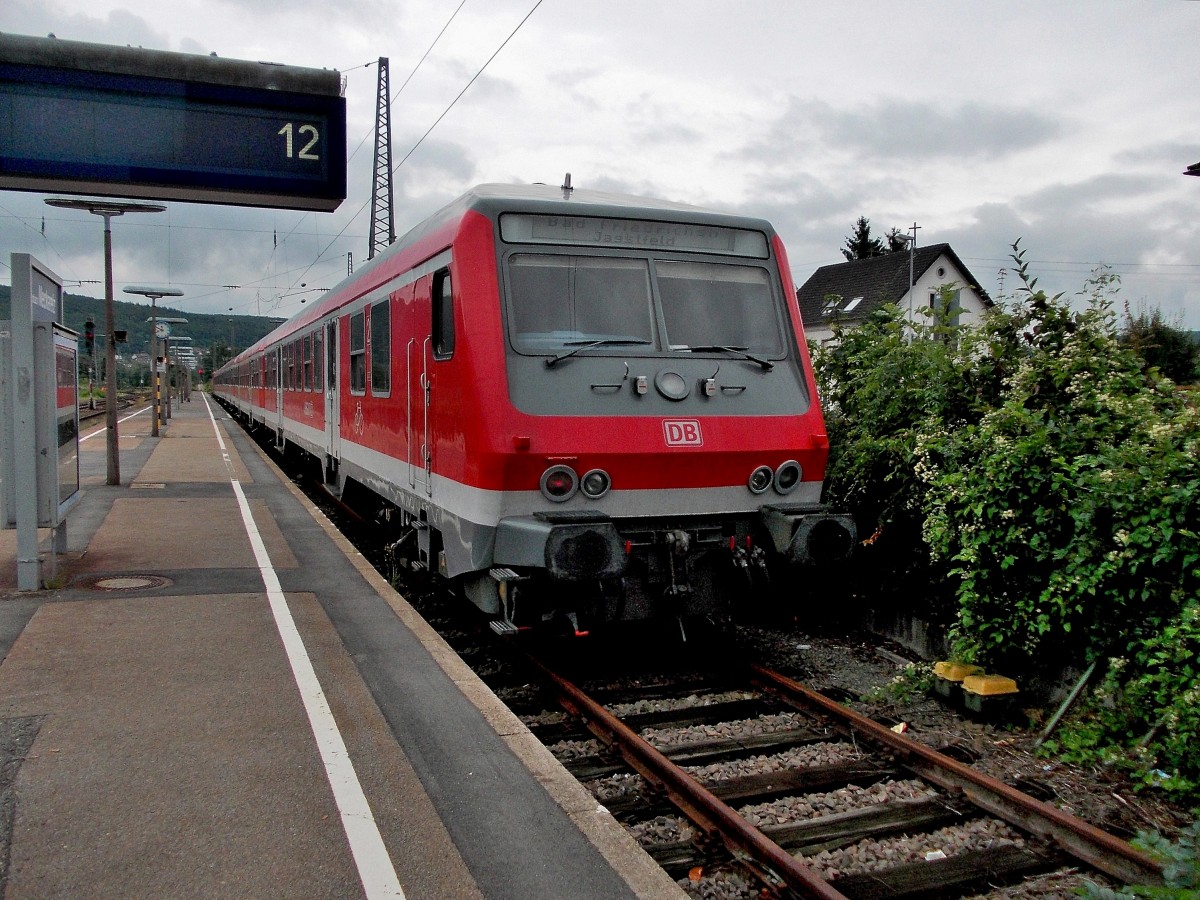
[0, 284, 286, 360]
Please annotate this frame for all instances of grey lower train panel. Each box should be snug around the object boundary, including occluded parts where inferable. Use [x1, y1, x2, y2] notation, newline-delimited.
[335, 455, 499, 578]
[492, 514, 627, 581]
[761, 504, 857, 565]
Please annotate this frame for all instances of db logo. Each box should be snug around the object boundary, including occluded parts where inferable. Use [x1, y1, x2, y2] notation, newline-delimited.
[663, 419, 703, 447]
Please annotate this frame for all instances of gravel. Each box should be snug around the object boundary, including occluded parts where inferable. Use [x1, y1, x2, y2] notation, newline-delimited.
[806, 818, 1024, 879]
[642, 711, 814, 748]
[739, 779, 936, 828]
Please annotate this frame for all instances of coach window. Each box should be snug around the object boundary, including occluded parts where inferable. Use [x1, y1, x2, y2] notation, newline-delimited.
[350, 311, 366, 393]
[303, 333, 313, 391]
[284, 343, 293, 390]
[432, 269, 454, 359]
[313, 329, 323, 391]
[371, 300, 391, 394]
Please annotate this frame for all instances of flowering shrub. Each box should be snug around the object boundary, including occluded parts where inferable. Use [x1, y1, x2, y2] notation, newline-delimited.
[811, 292, 1003, 617]
[812, 243, 1200, 800]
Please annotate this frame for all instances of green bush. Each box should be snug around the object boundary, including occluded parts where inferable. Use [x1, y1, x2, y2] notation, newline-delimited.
[1082, 820, 1200, 897]
[811, 290, 1008, 617]
[812, 242, 1200, 801]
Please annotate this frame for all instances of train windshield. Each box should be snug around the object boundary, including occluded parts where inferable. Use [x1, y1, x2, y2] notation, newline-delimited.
[508, 255, 655, 351]
[656, 261, 782, 354]
[506, 253, 784, 356]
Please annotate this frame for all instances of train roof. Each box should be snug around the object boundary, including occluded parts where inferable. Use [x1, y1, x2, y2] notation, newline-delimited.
[222, 183, 779, 369]
[462, 182, 775, 231]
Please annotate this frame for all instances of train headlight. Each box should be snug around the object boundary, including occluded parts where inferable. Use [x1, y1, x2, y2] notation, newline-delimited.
[748, 465, 773, 494]
[541, 465, 579, 502]
[654, 370, 689, 401]
[580, 469, 611, 499]
[774, 460, 802, 495]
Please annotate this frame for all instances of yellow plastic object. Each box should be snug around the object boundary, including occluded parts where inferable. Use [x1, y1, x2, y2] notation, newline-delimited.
[961, 674, 1019, 696]
[933, 661, 983, 682]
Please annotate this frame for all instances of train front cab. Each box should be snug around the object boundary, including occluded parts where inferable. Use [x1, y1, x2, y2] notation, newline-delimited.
[451, 196, 856, 632]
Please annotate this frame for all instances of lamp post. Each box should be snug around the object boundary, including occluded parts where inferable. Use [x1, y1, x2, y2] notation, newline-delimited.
[158, 324, 188, 418]
[894, 222, 920, 327]
[124, 286, 183, 437]
[45, 199, 166, 485]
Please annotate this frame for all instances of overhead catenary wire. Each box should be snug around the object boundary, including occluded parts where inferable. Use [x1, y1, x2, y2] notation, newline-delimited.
[284, 0, 545, 298]
[394, 0, 545, 175]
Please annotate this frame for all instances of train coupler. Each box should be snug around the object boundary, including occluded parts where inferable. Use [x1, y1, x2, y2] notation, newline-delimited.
[749, 544, 770, 581]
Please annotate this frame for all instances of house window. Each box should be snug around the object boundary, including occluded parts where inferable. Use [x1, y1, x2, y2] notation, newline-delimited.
[371, 301, 390, 394]
[350, 311, 366, 393]
[930, 288, 962, 327]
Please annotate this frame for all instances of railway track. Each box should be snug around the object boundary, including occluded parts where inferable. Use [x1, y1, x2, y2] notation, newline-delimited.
[78, 392, 150, 423]
[275, 429, 1172, 898]
[506, 648, 1163, 899]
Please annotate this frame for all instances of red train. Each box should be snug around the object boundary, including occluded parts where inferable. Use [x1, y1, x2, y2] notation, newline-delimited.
[214, 182, 854, 633]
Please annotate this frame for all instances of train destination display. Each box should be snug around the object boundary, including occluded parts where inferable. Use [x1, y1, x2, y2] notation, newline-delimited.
[0, 33, 346, 211]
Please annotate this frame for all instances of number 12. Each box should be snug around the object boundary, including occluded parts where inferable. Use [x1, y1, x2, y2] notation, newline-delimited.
[278, 123, 320, 160]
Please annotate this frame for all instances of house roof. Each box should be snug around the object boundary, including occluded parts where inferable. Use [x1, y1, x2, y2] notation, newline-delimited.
[796, 242, 991, 327]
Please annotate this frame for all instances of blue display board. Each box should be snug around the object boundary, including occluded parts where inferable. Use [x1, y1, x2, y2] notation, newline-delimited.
[0, 34, 346, 211]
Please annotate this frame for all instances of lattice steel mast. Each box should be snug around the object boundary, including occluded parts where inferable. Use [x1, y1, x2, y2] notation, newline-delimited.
[368, 57, 395, 260]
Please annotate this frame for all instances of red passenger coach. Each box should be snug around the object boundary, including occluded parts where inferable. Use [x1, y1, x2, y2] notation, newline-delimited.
[214, 183, 855, 633]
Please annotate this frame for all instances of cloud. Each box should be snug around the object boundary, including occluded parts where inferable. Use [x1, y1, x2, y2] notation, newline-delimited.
[2, 1, 180, 53]
[744, 95, 1061, 167]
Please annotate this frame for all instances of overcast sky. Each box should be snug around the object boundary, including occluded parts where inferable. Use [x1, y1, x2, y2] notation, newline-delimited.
[2, 0, 1198, 328]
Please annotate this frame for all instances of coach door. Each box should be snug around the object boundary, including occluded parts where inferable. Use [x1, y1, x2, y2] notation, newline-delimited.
[325, 319, 339, 464]
[407, 332, 432, 496]
[273, 346, 283, 436]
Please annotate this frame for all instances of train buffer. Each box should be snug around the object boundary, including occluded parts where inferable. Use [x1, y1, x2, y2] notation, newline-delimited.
[0, 396, 676, 898]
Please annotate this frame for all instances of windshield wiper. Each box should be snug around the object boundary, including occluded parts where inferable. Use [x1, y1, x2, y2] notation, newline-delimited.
[545, 338, 652, 368]
[681, 345, 774, 370]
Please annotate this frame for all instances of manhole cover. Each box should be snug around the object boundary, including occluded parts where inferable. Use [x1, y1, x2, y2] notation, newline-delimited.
[92, 575, 171, 591]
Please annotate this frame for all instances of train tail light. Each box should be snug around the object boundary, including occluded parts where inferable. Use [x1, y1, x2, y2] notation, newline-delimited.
[540, 465, 578, 502]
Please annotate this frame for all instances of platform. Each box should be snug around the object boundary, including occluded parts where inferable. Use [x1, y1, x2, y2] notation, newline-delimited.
[0, 396, 682, 898]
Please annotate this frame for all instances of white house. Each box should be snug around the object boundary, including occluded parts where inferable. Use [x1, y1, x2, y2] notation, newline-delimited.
[796, 243, 992, 343]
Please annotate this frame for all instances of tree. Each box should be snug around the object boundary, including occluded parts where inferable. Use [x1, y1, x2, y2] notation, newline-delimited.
[884, 227, 909, 253]
[1119, 304, 1199, 384]
[841, 216, 886, 260]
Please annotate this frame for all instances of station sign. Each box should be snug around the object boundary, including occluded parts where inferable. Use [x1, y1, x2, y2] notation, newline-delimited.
[2, 253, 78, 589]
[0, 33, 346, 211]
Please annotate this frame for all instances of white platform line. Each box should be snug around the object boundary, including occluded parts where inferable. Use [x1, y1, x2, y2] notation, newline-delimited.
[80, 405, 150, 442]
[202, 394, 404, 899]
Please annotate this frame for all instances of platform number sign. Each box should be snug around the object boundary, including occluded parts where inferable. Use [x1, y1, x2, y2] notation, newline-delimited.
[278, 122, 322, 161]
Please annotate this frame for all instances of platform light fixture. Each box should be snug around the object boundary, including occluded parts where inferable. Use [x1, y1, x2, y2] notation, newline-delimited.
[45, 198, 167, 484]
[124, 285, 183, 437]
